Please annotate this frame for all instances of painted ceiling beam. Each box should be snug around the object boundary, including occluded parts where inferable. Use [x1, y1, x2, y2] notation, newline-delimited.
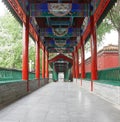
[49, 21, 71, 26]
[44, 34, 77, 38]
[29, 0, 91, 4]
[30, 3, 91, 17]
[30, 13, 89, 18]
[47, 48, 74, 53]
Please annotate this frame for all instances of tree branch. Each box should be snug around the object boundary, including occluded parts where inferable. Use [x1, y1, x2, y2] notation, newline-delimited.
[109, 10, 118, 30]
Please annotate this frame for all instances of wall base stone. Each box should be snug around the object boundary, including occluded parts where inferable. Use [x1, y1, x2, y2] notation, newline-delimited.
[0, 79, 50, 109]
[75, 79, 120, 105]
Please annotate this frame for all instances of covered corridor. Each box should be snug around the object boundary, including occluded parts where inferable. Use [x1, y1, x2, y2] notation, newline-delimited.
[0, 81, 120, 122]
[0, 0, 120, 122]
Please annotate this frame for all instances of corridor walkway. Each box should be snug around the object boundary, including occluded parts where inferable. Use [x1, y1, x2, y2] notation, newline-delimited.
[0, 82, 120, 122]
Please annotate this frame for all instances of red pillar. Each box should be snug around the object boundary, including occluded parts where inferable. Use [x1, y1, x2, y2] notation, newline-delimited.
[42, 47, 45, 78]
[76, 47, 79, 78]
[35, 37, 40, 87]
[46, 52, 49, 78]
[22, 16, 29, 91]
[81, 38, 85, 79]
[45, 50, 49, 82]
[72, 53, 75, 78]
[45, 50, 47, 78]
[45, 50, 48, 78]
[90, 15, 97, 91]
[74, 52, 77, 79]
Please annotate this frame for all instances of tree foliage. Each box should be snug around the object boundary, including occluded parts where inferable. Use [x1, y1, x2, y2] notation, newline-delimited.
[106, 0, 120, 65]
[97, 18, 113, 45]
[91, 0, 120, 65]
[0, 11, 22, 69]
[107, 0, 120, 31]
[0, 11, 37, 70]
[85, 18, 113, 52]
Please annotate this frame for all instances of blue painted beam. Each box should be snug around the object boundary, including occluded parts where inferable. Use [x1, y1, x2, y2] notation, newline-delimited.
[30, 3, 91, 17]
[50, 21, 71, 26]
[30, 1, 101, 17]
[44, 34, 77, 38]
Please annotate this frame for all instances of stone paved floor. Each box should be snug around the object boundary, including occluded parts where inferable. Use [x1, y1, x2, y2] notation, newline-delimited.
[0, 82, 120, 122]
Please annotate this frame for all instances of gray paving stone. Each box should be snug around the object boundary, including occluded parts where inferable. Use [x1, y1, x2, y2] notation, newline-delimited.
[0, 82, 120, 122]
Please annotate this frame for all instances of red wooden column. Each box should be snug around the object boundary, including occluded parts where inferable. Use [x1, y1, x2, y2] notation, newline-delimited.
[74, 51, 77, 79]
[74, 51, 77, 78]
[42, 46, 45, 78]
[45, 50, 47, 78]
[90, 15, 98, 91]
[81, 38, 85, 79]
[22, 16, 29, 91]
[45, 50, 48, 78]
[72, 53, 75, 78]
[35, 37, 40, 87]
[76, 47, 79, 78]
[46, 52, 49, 78]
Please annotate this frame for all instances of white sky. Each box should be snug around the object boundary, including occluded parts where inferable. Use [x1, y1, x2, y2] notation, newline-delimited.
[0, 0, 6, 16]
[99, 30, 118, 50]
[0, 0, 118, 59]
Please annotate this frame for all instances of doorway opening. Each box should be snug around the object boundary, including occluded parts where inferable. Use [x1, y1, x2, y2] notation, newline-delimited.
[58, 72, 64, 82]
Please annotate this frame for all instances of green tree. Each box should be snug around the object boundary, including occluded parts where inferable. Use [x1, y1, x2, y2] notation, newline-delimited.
[97, 18, 113, 44]
[106, 0, 120, 65]
[0, 11, 22, 69]
[0, 11, 37, 70]
[29, 38, 35, 72]
[85, 19, 113, 52]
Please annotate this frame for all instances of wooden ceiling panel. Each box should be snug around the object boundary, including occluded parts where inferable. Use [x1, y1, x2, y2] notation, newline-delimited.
[36, 18, 47, 28]
[28, 0, 91, 4]
[50, 17, 70, 21]
[73, 18, 84, 28]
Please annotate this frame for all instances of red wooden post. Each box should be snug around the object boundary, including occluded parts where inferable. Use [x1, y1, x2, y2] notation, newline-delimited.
[75, 51, 77, 79]
[73, 51, 76, 79]
[90, 15, 98, 91]
[81, 38, 85, 79]
[35, 37, 40, 87]
[45, 50, 47, 78]
[74, 51, 77, 79]
[76, 47, 79, 78]
[46, 52, 49, 78]
[42, 46, 45, 78]
[22, 16, 29, 91]
[72, 53, 75, 78]
[45, 50, 49, 78]
[44, 49, 46, 79]
[74, 51, 77, 78]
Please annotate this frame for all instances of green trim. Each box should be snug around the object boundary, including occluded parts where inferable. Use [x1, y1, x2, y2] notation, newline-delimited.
[94, 80, 120, 86]
[85, 67, 120, 86]
[0, 68, 35, 83]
